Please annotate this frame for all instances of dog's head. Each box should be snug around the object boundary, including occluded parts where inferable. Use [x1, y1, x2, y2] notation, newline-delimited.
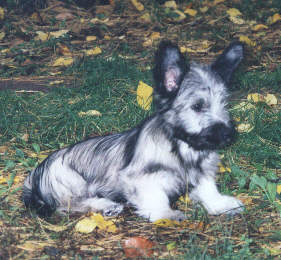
[153, 41, 244, 151]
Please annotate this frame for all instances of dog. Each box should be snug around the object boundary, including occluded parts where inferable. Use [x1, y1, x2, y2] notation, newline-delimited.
[23, 41, 244, 222]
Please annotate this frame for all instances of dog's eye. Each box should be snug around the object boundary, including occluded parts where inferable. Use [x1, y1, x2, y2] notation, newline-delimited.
[191, 100, 204, 112]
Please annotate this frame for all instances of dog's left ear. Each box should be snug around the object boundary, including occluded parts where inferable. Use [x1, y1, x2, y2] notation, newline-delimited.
[211, 41, 244, 83]
[153, 41, 188, 100]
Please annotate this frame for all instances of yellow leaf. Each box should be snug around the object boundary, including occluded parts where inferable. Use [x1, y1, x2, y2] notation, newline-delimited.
[184, 8, 197, 17]
[218, 163, 231, 173]
[172, 10, 186, 21]
[50, 30, 69, 38]
[247, 93, 264, 103]
[164, 1, 177, 9]
[104, 35, 111, 40]
[0, 176, 7, 184]
[226, 8, 242, 17]
[89, 213, 117, 233]
[150, 32, 161, 40]
[264, 94, 278, 106]
[136, 81, 153, 110]
[252, 24, 268, 31]
[35, 31, 49, 41]
[52, 57, 74, 67]
[75, 217, 98, 233]
[1, 48, 9, 53]
[84, 47, 102, 56]
[140, 13, 151, 22]
[236, 123, 254, 133]
[78, 110, 102, 117]
[17, 241, 53, 252]
[199, 6, 209, 13]
[229, 16, 245, 24]
[86, 36, 97, 41]
[277, 185, 281, 195]
[166, 241, 177, 251]
[49, 80, 64, 85]
[41, 222, 68, 232]
[179, 194, 191, 204]
[131, 0, 144, 11]
[0, 31, 5, 40]
[213, 0, 224, 5]
[232, 101, 255, 111]
[267, 13, 281, 25]
[239, 35, 256, 47]
[0, 7, 4, 20]
[153, 219, 180, 227]
[237, 193, 253, 206]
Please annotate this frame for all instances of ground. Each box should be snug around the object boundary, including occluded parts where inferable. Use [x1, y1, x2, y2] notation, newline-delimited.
[0, 0, 280, 259]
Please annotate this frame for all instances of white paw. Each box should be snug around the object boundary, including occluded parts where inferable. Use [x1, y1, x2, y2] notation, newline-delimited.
[103, 204, 124, 217]
[203, 195, 244, 216]
[148, 209, 186, 222]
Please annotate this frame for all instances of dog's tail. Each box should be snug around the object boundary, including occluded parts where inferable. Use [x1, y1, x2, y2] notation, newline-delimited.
[22, 170, 56, 217]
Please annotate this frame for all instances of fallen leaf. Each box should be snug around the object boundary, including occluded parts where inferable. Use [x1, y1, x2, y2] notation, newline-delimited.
[21, 133, 29, 142]
[239, 36, 256, 47]
[164, 1, 177, 9]
[172, 10, 186, 21]
[52, 57, 74, 67]
[262, 244, 281, 256]
[184, 8, 197, 17]
[277, 185, 281, 195]
[218, 163, 231, 173]
[0, 31, 5, 40]
[130, 0, 144, 11]
[247, 93, 264, 103]
[232, 101, 255, 111]
[229, 15, 245, 24]
[50, 30, 69, 38]
[104, 35, 111, 40]
[199, 6, 209, 13]
[237, 193, 253, 206]
[75, 216, 98, 233]
[57, 43, 72, 56]
[0, 176, 7, 184]
[56, 12, 74, 21]
[150, 31, 161, 40]
[213, 0, 224, 5]
[153, 219, 180, 227]
[140, 12, 151, 22]
[123, 237, 154, 258]
[136, 81, 153, 110]
[86, 36, 97, 41]
[226, 8, 242, 17]
[0, 146, 8, 154]
[166, 241, 177, 251]
[267, 13, 281, 25]
[49, 80, 64, 85]
[236, 123, 254, 133]
[0, 7, 4, 20]
[252, 24, 268, 31]
[17, 241, 53, 252]
[35, 31, 49, 41]
[84, 47, 102, 56]
[78, 110, 102, 117]
[264, 94, 278, 106]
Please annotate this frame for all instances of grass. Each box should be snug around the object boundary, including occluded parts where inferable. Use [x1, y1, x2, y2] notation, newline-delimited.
[0, 52, 280, 259]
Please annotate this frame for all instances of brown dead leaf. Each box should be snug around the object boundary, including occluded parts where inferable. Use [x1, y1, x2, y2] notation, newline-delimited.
[17, 241, 54, 252]
[123, 237, 155, 258]
[0, 146, 8, 154]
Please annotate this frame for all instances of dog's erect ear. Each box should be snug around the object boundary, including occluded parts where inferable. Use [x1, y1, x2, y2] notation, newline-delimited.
[153, 41, 188, 99]
[211, 41, 244, 83]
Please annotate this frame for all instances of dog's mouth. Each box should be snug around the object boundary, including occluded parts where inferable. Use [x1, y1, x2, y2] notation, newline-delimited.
[173, 123, 237, 151]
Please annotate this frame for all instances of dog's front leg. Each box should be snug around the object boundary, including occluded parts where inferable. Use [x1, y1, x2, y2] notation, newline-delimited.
[189, 175, 244, 215]
[124, 174, 186, 222]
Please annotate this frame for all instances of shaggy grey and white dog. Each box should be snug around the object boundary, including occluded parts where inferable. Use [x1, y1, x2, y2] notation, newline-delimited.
[23, 41, 244, 222]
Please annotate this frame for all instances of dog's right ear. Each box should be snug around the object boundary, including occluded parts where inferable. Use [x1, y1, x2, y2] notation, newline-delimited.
[153, 41, 188, 101]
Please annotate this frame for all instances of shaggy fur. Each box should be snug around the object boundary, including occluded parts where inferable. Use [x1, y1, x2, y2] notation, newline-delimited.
[23, 41, 244, 221]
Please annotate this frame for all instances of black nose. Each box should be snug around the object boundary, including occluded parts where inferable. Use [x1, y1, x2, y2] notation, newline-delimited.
[209, 123, 236, 145]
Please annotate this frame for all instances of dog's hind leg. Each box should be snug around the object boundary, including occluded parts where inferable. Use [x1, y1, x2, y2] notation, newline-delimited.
[58, 197, 124, 217]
